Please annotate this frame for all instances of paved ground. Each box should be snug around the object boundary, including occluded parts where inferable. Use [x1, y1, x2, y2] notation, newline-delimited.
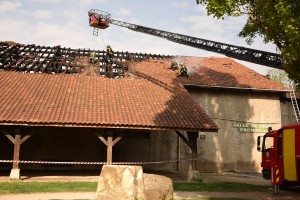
[0, 170, 299, 199]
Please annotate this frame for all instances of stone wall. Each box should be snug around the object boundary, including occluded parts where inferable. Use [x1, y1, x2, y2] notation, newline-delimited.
[186, 87, 283, 172]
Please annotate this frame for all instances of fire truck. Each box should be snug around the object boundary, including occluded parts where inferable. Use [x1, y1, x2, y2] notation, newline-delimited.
[257, 123, 300, 192]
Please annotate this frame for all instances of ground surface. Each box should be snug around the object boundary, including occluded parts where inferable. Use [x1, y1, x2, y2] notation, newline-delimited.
[0, 171, 299, 200]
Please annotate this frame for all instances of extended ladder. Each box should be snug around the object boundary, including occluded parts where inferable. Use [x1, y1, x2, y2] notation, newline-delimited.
[290, 88, 300, 122]
[93, 28, 98, 36]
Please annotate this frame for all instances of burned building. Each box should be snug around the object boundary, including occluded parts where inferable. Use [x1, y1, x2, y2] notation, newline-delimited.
[0, 42, 290, 179]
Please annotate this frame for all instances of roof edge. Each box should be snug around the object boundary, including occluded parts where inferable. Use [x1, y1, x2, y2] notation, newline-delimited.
[0, 122, 218, 133]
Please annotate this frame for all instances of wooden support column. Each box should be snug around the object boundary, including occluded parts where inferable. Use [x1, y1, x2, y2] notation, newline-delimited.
[106, 132, 113, 163]
[1, 128, 31, 180]
[176, 131, 200, 181]
[95, 130, 124, 164]
[187, 132, 198, 170]
[176, 131, 198, 170]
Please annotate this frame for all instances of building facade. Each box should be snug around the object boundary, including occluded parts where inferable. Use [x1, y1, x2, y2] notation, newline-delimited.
[187, 87, 284, 172]
[0, 42, 291, 177]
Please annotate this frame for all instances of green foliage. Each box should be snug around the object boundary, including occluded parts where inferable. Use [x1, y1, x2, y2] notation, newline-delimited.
[197, 0, 300, 85]
[266, 69, 298, 89]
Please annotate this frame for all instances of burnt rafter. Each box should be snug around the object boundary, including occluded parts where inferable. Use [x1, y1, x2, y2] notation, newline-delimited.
[110, 19, 283, 69]
[0, 42, 172, 77]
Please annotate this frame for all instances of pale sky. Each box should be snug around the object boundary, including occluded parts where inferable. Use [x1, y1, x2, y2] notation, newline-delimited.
[0, 0, 278, 74]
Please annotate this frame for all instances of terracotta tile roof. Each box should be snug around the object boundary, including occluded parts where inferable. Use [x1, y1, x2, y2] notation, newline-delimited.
[180, 57, 288, 90]
[0, 70, 218, 132]
[0, 56, 287, 131]
[134, 57, 288, 91]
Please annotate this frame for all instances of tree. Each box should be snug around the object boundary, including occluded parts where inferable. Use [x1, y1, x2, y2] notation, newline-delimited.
[266, 69, 297, 89]
[197, 0, 300, 84]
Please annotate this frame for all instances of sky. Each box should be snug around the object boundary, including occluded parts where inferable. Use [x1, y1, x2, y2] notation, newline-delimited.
[0, 0, 279, 75]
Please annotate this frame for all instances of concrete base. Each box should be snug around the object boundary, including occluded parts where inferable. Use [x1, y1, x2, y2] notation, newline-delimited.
[9, 169, 20, 180]
[187, 167, 201, 181]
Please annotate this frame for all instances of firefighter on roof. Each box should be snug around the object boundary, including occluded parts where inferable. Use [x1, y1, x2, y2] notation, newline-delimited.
[177, 64, 189, 77]
[89, 51, 96, 65]
[169, 61, 179, 70]
[105, 45, 114, 64]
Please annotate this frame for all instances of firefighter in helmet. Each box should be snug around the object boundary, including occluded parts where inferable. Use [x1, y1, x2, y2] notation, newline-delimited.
[105, 45, 114, 64]
[169, 61, 179, 70]
[89, 51, 96, 65]
[177, 64, 189, 77]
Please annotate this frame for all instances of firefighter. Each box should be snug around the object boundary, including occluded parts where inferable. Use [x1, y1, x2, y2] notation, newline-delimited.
[169, 61, 179, 70]
[105, 45, 114, 64]
[89, 51, 96, 65]
[177, 64, 189, 77]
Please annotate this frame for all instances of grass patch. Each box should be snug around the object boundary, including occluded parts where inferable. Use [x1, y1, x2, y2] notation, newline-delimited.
[0, 181, 97, 194]
[173, 181, 268, 192]
[0, 181, 267, 194]
[181, 198, 249, 200]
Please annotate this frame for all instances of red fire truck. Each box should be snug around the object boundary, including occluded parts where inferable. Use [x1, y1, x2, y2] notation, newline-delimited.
[257, 123, 300, 192]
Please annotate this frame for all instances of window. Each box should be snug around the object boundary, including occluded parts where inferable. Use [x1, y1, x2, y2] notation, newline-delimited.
[263, 136, 274, 151]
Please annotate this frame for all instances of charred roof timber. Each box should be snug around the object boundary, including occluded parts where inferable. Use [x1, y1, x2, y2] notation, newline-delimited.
[0, 42, 172, 78]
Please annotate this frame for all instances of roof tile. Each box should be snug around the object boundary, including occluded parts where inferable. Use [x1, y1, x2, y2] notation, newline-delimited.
[0, 68, 217, 131]
[0, 56, 287, 131]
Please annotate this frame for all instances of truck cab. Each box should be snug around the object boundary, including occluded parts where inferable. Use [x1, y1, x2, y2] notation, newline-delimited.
[258, 129, 282, 181]
[257, 124, 300, 189]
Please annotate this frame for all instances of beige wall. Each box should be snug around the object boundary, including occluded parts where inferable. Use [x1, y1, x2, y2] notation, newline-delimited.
[186, 87, 283, 172]
[281, 98, 298, 125]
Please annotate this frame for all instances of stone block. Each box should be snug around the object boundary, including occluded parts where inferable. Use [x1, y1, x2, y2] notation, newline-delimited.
[96, 165, 145, 200]
[143, 173, 173, 200]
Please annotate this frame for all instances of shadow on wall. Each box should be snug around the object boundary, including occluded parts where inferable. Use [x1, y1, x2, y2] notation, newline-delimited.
[148, 63, 259, 172]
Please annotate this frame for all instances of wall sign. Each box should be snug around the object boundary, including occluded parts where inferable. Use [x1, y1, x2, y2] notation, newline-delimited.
[232, 123, 271, 133]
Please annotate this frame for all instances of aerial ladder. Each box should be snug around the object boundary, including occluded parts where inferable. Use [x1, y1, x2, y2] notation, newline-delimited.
[88, 9, 283, 70]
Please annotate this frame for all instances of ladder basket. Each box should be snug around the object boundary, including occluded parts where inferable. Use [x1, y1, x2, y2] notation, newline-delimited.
[88, 9, 111, 29]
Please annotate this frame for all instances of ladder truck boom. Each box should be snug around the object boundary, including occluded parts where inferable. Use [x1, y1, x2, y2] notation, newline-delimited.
[109, 18, 283, 69]
[88, 9, 283, 69]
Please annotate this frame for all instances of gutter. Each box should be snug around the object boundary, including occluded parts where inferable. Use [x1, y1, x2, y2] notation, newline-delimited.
[183, 84, 290, 93]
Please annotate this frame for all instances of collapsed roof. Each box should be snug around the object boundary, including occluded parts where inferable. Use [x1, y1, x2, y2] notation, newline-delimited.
[0, 42, 288, 131]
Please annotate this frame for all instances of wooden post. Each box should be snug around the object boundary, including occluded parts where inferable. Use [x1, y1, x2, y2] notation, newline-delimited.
[176, 131, 198, 170]
[107, 132, 113, 163]
[1, 128, 32, 180]
[187, 132, 198, 170]
[12, 134, 21, 169]
[94, 130, 124, 164]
